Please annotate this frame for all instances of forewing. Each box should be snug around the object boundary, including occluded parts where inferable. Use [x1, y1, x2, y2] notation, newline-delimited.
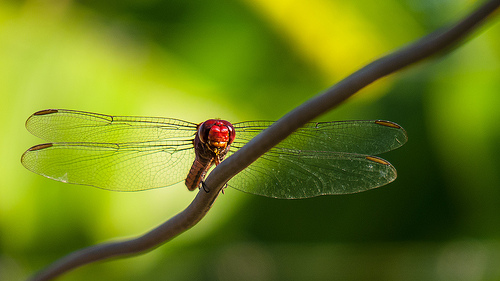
[233, 120, 407, 155]
[25, 109, 198, 143]
[228, 148, 397, 199]
[21, 140, 194, 191]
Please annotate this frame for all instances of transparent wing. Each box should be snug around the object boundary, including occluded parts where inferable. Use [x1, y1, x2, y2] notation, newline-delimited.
[21, 141, 195, 191]
[23, 112, 406, 195]
[25, 109, 198, 143]
[228, 120, 406, 198]
[233, 120, 407, 155]
[228, 148, 397, 199]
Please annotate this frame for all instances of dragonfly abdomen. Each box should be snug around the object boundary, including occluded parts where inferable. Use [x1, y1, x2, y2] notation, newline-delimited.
[185, 156, 214, 191]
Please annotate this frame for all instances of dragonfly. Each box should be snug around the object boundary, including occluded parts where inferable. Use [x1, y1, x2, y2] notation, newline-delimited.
[21, 109, 407, 199]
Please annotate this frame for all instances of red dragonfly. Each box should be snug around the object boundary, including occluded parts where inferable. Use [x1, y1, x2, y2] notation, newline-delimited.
[21, 109, 407, 199]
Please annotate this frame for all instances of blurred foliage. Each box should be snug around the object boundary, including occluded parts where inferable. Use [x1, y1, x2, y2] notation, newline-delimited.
[0, 0, 499, 280]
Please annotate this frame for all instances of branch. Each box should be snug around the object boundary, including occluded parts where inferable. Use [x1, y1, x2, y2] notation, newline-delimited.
[31, 1, 500, 280]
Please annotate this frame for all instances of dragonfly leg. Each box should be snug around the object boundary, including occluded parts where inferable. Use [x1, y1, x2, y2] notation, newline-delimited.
[201, 181, 210, 193]
[221, 183, 228, 195]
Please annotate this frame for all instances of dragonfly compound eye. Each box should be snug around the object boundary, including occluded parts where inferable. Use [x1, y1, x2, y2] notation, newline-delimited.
[197, 119, 235, 148]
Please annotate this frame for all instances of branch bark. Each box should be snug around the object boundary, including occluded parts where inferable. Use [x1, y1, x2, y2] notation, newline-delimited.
[31, 0, 500, 280]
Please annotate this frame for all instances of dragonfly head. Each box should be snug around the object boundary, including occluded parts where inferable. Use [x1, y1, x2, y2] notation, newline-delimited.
[198, 119, 235, 151]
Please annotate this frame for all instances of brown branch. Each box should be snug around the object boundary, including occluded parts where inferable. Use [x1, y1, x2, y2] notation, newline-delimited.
[31, 0, 500, 280]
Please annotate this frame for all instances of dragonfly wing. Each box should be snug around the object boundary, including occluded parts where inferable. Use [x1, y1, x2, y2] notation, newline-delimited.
[227, 148, 397, 199]
[25, 109, 198, 143]
[233, 120, 407, 155]
[21, 141, 195, 191]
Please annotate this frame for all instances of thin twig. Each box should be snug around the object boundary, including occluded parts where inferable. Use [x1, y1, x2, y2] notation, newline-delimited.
[31, 1, 500, 280]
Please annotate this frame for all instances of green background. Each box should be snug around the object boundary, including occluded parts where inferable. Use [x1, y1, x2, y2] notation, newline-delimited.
[1, 0, 500, 280]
